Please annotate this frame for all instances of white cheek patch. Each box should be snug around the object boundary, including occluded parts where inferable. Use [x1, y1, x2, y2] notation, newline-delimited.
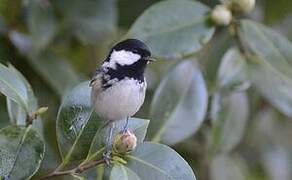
[103, 50, 141, 69]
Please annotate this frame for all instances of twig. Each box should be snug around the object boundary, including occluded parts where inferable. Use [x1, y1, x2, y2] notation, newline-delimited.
[26, 115, 34, 126]
[40, 159, 105, 179]
[26, 107, 48, 126]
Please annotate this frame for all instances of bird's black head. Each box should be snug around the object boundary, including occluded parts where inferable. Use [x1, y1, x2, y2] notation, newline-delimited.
[112, 39, 151, 58]
[102, 39, 153, 85]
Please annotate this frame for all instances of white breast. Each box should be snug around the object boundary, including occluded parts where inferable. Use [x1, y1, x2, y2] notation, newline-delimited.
[91, 78, 146, 121]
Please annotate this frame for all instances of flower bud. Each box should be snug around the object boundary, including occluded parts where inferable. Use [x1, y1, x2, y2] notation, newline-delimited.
[221, 0, 255, 14]
[211, 5, 232, 26]
[236, 0, 255, 14]
[113, 130, 137, 154]
[36, 107, 48, 115]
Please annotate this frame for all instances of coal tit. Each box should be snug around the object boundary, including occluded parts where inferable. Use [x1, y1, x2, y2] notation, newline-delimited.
[90, 39, 153, 124]
[90, 39, 153, 159]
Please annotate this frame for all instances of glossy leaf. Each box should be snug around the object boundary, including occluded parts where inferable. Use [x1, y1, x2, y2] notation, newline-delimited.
[57, 82, 102, 168]
[9, 31, 80, 96]
[87, 118, 149, 159]
[239, 20, 292, 117]
[29, 51, 80, 96]
[26, 0, 57, 50]
[148, 60, 208, 145]
[262, 147, 291, 180]
[210, 155, 247, 180]
[0, 126, 45, 179]
[211, 92, 249, 153]
[5, 65, 45, 177]
[273, 15, 292, 41]
[126, 142, 196, 180]
[110, 164, 140, 180]
[8, 31, 31, 56]
[56, 0, 117, 44]
[6, 100, 26, 125]
[6, 64, 38, 126]
[198, 30, 233, 85]
[0, 63, 29, 113]
[77, 166, 104, 180]
[217, 48, 250, 92]
[127, 0, 214, 59]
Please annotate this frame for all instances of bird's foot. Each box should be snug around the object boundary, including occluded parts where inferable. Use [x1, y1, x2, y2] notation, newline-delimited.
[120, 127, 129, 134]
[103, 151, 112, 165]
[120, 117, 129, 134]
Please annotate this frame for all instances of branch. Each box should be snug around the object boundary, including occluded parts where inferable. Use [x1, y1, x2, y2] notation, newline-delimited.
[41, 159, 105, 179]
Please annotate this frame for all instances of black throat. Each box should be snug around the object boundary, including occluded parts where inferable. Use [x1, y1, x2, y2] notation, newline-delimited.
[102, 59, 147, 89]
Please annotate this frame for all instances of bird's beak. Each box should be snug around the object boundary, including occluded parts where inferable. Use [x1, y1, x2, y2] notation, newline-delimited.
[146, 57, 156, 62]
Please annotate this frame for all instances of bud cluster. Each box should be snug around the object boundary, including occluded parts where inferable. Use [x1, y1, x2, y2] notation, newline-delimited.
[211, 0, 256, 26]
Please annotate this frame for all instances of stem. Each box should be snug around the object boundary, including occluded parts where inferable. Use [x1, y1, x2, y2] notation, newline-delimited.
[231, 20, 250, 59]
[40, 159, 105, 179]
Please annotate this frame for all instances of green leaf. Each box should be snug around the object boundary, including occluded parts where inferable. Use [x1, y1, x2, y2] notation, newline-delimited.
[6, 64, 38, 126]
[262, 147, 291, 180]
[197, 30, 233, 86]
[110, 164, 140, 180]
[26, 0, 57, 51]
[0, 63, 29, 113]
[87, 118, 149, 159]
[217, 48, 250, 92]
[0, 125, 45, 179]
[210, 155, 247, 180]
[274, 15, 292, 41]
[6, 100, 26, 125]
[4, 65, 46, 178]
[29, 51, 80, 96]
[77, 166, 104, 180]
[8, 31, 80, 96]
[148, 60, 207, 145]
[127, 0, 215, 59]
[8, 31, 32, 55]
[126, 142, 196, 180]
[210, 92, 249, 153]
[57, 81, 102, 168]
[56, 0, 117, 44]
[239, 20, 292, 117]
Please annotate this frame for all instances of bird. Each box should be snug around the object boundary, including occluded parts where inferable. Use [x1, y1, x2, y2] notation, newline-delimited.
[90, 39, 154, 163]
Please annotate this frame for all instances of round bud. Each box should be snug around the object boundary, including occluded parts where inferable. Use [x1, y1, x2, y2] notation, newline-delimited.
[113, 130, 137, 154]
[211, 5, 232, 26]
[237, 0, 255, 14]
[222, 0, 256, 14]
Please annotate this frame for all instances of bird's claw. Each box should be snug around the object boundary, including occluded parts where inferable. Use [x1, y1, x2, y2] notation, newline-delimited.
[120, 118, 129, 133]
[103, 151, 111, 165]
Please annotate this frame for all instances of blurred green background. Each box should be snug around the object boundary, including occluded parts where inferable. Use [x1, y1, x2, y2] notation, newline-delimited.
[0, 0, 292, 180]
